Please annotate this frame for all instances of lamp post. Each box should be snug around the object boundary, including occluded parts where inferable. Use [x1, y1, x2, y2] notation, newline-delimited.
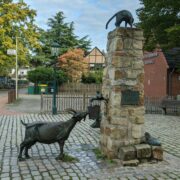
[7, 36, 20, 99]
[50, 42, 60, 115]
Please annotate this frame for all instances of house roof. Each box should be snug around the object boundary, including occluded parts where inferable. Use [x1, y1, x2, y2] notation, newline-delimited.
[143, 49, 169, 69]
[163, 47, 180, 69]
[85, 47, 105, 64]
[86, 47, 105, 57]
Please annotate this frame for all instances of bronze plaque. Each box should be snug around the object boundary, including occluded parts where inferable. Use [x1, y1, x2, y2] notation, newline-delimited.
[121, 90, 139, 105]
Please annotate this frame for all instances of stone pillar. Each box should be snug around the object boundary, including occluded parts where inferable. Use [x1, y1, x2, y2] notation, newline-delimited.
[100, 28, 145, 158]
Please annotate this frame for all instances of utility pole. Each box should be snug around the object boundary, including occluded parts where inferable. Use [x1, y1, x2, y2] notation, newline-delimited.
[15, 36, 18, 99]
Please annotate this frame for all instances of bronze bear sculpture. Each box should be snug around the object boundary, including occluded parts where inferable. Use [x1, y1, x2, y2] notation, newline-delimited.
[18, 109, 88, 161]
[106, 10, 134, 29]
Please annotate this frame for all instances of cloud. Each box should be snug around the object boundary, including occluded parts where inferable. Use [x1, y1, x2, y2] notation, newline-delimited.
[24, 0, 141, 50]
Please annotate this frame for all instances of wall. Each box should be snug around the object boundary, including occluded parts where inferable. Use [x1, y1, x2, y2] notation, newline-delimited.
[143, 50, 168, 97]
[171, 72, 180, 96]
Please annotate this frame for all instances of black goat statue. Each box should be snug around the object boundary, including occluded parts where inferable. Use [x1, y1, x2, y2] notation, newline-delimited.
[106, 10, 134, 29]
[18, 109, 88, 161]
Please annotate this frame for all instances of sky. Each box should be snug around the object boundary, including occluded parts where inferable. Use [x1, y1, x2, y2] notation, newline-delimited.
[18, 0, 141, 51]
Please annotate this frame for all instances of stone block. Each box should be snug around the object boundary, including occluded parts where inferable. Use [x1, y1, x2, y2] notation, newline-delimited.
[109, 92, 121, 107]
[126, 49, 143, 58]
[109, 108, 128, 117]
[129, 116, 144, 124]
[107, 137, 125, 152]
[123, 38, 133, 49]
[137, 73, 144, 84]
[108, 38, 123, 52]
[106, 150, 116, 159]
[132, 124, 143, 139]
[100, 135, 108, 147]
[127, 70, 143, 79]
[132, 29, 144, 38]
[108, 126, 127, 140]
[128, 106, 145, 115]
[110, 117, 128, 126]
[133, 39, 143, 50]
[115, 70, 127, 80]
[135, 144, 151, 159]
[152, 146, 163, 161]
[111, 56, 132, 68]
[112, 86, 122, 93]
[112, 79, 137, 86]
[122, 159, 139, 166]
[132, 60, 144, 69]
[118, 146, 136, 161]
[108, 67, 115, 80]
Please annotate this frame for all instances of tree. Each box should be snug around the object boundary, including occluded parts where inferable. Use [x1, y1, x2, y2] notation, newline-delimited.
[136, 0, 180, 51]
[27, 66, 68, 85]
[31, 11, 91, 67]
[47, 12, 91, 54]
[58, 48, 88, 82]
[0, 1, 41, 75]
[81, 71, 103, 84]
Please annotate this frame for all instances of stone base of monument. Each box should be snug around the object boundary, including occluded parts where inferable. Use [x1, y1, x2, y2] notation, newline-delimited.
[118, 144, 163, 166]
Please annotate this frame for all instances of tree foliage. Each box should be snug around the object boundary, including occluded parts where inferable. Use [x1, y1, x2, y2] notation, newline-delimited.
[47, 12, 91, 54]
[27, 66, 68, 85]
[31, 11, 91, 67]
[136, 0, 180, 51]
[0, 1, 41, 75]
[58, 48, 88, 82]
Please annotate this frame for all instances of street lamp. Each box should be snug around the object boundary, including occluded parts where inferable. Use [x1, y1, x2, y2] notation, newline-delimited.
[50, 42, 60, 115]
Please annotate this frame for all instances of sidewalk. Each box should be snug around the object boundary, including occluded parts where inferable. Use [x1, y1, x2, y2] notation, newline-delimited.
[0, 89, 41, 115]
[0, 91, 20, 115]
[6, 94, 41, 114]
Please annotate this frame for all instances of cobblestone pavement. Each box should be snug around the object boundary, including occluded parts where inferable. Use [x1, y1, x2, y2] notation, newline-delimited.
[0, 114, 180, 180]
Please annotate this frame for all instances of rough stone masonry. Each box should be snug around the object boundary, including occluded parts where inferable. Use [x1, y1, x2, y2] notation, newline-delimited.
[100, 27, 145, 158]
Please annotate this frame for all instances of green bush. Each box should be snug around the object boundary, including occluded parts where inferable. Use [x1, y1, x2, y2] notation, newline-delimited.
[81, 70, 103, 84]
[27, 66, 68, 85]
[18, 79, 29, 85]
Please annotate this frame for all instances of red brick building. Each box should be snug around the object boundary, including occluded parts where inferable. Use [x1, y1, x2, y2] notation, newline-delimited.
[164, 48, 180, 97]
[143, 50, 169, 97]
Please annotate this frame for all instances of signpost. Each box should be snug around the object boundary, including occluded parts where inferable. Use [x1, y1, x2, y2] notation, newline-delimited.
[7, 49, 16, 56]
[7, 37, 19, 99]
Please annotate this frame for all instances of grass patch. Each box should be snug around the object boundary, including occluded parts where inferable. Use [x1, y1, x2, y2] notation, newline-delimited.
[92, 148, 106, 160]
[62, 154, 79, 162]
[92, 148, 117, 164]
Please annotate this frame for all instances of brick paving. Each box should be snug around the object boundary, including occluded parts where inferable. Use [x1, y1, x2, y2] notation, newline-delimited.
[0, 114, 180, 179]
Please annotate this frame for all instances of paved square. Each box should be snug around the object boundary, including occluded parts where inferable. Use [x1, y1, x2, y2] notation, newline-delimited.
[0, 114, 180, 179]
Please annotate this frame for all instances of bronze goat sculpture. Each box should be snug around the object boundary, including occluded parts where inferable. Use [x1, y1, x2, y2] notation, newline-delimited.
[18, 109, 88, 161]
[106, 10, 134, 29]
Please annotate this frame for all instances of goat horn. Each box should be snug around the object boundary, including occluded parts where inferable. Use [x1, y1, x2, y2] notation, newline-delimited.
[64, 108, 77, 114]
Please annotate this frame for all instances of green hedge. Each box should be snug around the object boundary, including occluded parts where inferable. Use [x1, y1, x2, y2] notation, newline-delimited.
[81, 71, 103, 84]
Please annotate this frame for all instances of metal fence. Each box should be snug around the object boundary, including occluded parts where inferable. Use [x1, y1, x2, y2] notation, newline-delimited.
[41, 93, 180, 115]
[41, 92, 97, 113]
[145, 96, 180, 115]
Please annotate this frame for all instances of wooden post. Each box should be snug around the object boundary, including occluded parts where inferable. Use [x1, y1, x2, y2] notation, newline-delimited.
[83, 92, 86, 110]
[41, 94, 43, 113]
